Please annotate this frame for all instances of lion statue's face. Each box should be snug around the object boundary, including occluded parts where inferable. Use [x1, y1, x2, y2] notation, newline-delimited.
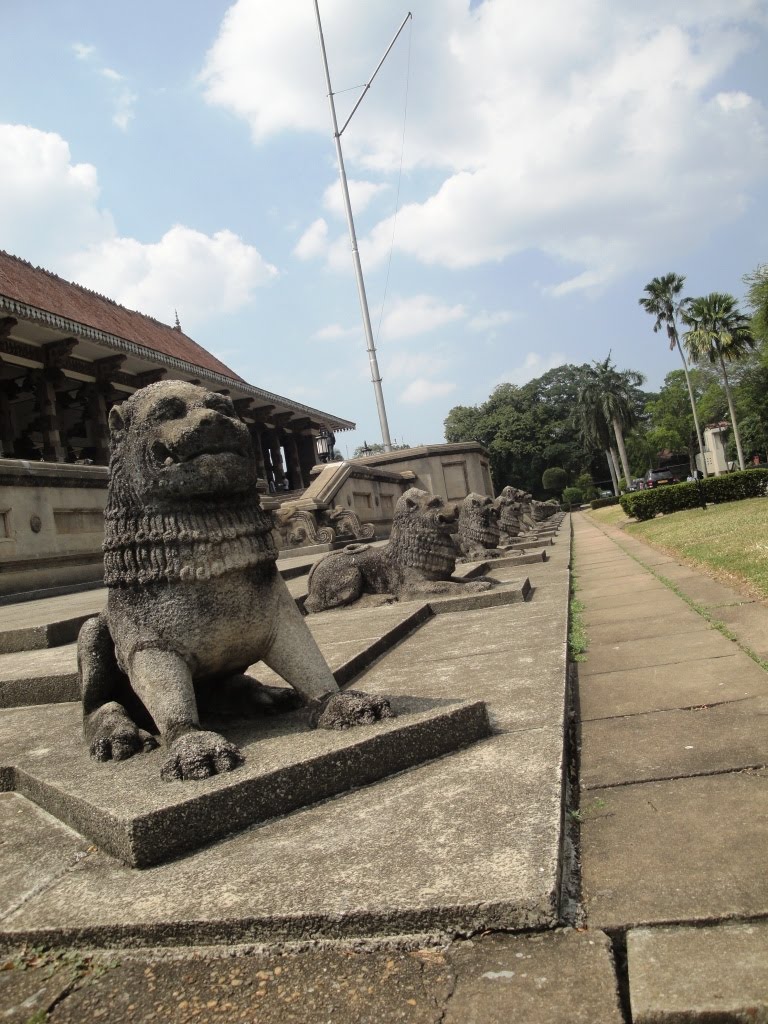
[108, 380, 257, 505]
[459, 493, 500, 542]
[393, 488, 457, 531]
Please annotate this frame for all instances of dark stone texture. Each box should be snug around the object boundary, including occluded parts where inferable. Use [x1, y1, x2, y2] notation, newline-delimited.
[78, 381, 382, 782]
[3, 696, 489, 867]
[305, 488, 494, 613]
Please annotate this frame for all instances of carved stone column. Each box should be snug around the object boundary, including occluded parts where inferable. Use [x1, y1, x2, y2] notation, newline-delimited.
[282, 431, 303, 490]
[247, 423, 267, 480]
[297, 433, 318, 487]
[0, 380, 15, 458]
[266, 428, 286, 489]
[38, 338, 77, 462]
[89, 355, 126, 464]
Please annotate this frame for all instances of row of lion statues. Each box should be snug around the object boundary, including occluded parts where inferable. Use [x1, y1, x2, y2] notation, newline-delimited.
[77, 381, 560, 783]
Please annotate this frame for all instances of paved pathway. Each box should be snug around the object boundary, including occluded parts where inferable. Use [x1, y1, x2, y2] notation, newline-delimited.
[2, 512, 767, 1023]
[573, 510, 768, 1023]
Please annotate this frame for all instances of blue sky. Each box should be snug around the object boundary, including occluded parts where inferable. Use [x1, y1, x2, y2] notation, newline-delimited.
[1, 0, 767, 455]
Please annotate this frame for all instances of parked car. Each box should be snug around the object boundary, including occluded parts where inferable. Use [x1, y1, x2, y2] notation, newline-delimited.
[645, 469, 678, 488]
[629, 479, 645, 491]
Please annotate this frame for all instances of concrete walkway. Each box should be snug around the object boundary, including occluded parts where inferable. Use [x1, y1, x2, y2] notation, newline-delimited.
[2, 512, 767, 1022]
[573, 511, 768, 1023]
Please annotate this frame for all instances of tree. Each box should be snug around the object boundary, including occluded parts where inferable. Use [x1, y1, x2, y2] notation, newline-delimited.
[639, 273, 708, 476]
[542, 467, 568, 495]
[352, 441, 410, 457]
[743, 264, 768, 346]
[445, 366, 604, 494]
[645, 369, 707, 474]
[681, 292, 756, 471]
[574, 358, 642, 493]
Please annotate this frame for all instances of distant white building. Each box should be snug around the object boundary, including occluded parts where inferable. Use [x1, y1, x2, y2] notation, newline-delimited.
[696, 422, 733, 476]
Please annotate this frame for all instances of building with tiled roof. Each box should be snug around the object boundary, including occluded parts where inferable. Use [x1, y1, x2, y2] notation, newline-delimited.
[0, 250, 353, 488]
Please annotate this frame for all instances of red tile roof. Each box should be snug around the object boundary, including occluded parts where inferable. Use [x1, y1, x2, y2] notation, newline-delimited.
[0, 250, 244, 382]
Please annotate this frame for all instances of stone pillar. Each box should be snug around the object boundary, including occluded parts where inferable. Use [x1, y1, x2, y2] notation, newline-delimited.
[297, 434, 317, 488]
[248, 423, 267, 480]
[0, 381, 16, 458]
[86, 386, 111, 465]
[266, 428, 286, 489]
[283, 431, 303, 490]
[37, 374, 65, 462]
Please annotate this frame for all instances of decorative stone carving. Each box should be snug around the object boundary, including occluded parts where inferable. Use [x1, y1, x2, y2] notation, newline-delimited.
[532, 499, 560, 522]
[456, 492, 502, 561]
[77, 381, 391, 782]
[305, 487, 493, 613]
[495, 486, 523, 543]
[326, 505, 376, 541]
[274, 506, 336, 548]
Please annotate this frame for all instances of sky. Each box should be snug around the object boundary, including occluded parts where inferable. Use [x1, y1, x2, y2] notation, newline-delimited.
[1, 0, 767, 456]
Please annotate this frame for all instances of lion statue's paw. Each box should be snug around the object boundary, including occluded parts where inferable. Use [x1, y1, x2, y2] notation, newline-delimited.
[160, 730, 244, 782]
[86, 701, 158, 762]
[309, 690, 394, 730]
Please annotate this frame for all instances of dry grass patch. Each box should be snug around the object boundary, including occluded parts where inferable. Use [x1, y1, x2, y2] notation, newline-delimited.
[626, 497, 768, 600]
[585, 504, 632, 527]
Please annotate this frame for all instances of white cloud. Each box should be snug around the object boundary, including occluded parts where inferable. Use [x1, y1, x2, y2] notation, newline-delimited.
[0, 123, 278, 330]
[468, 309, 521, 332]
[71, 45, 137, 131]
[400, 378, 457, 405]
[0, 124, 115, 264]
[322, 178, 389, 217]
[497, 351, 568, 386]
[72, 42, 96, 60]
[312, 322, 359, 341]
[380, 294, 466, 341]
[386, 351, 450, 380]
[202, 0, 768, 290]
[65, 226, 278, 329]
[293, 217, 328, 260]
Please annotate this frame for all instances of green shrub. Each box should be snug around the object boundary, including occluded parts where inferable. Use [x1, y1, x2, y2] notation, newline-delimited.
[561, 486, 584, 508]
[590, 495, 621, 510]
[575, 472, 599, 501]
[621, 469, 768, 521]
[542, 467, 568, 494]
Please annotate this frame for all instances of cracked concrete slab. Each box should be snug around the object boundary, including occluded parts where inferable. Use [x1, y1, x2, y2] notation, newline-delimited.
[443, 930, 623, 1024]
[627, 920, 768, 1024]
[578, 630, 736, 677]
[578, 653, 768, 719]
[581, 769, 768, 931]
[581, 592, 696, 627]
[0, 792, 91, 920]
[585, 610, 710, 645]
[581, 695, 768, 789]
[1, 728, 567, 946]
[1, 696, 490, 868]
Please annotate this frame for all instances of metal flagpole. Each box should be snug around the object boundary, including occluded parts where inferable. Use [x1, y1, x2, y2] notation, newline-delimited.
[313, 3, 412, 453]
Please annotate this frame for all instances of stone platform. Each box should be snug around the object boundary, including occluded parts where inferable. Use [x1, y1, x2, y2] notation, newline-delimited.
[0, 519, 571, 949]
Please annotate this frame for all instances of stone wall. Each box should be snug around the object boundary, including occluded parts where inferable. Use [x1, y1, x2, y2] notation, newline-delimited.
[0, 458, 108, 596]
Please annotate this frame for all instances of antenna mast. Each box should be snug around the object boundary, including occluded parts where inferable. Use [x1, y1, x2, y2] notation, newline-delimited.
[313, 3, 412, 452]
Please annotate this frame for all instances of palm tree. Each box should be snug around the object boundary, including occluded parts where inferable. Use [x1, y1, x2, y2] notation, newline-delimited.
[681, 292, 756, 472]
[639, 273, 708, 477]
[576, 358, 640, 492]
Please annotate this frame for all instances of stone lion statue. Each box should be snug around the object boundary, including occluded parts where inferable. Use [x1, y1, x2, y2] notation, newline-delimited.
[77, 381, 391, 782]
[456, 492, 502, 562]
[495, 486, 523, 543]
[304, 487, 493, 613]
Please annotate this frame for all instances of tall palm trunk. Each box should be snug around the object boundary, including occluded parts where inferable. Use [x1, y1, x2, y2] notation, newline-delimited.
[675, 337, 708, 477]
[607, 447, 620, 495]
[719, 355, 746, 471]
[612, 418, 632, 489]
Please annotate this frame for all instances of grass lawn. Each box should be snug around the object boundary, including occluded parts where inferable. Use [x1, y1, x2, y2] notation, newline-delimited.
[588, 497, 768, 600]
